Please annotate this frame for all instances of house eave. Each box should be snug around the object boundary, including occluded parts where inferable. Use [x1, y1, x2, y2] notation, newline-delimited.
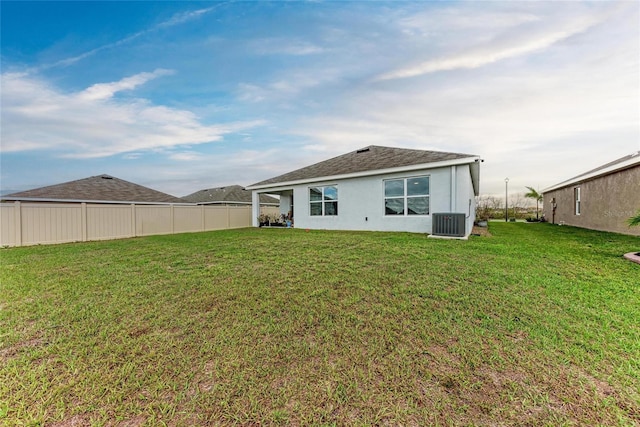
[542, 156, 640, 194]
[246, 156, 481, 191]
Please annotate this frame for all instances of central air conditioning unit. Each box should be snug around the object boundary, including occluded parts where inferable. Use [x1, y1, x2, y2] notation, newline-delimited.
[432, 213, 466, 237]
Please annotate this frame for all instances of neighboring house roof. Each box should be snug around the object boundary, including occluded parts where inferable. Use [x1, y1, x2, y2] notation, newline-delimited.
[1, 174, 186, 204]
[542, 152, 640, 193]
[247, 145, 481, 193]
[182, 185, 279, 205]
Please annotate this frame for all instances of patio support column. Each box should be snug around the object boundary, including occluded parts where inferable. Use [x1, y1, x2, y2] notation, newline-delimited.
[252, 191, 260, 227]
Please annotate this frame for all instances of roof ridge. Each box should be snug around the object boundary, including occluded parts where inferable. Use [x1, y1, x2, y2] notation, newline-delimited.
[248, 145, 479, 188]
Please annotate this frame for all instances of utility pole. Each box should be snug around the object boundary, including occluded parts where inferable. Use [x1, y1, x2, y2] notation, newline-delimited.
[505, 177, 509, 222]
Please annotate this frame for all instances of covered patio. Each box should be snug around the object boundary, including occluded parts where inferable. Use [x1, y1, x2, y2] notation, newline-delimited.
[251, 188, 293, 227]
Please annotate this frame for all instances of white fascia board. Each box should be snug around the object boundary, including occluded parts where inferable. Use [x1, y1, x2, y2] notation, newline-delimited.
[246, 156, 481, 191]
[542, 156, 640, 193]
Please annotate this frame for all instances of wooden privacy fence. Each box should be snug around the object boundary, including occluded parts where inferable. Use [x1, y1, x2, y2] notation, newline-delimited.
[0, 202, 279, 247]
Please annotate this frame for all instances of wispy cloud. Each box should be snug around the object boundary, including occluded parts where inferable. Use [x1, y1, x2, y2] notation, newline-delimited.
[375, 10, 604, 81]
[168, 151, 203, 161]
[250, 38, 325, 56]
[157, 6, 218, 29]
[1, 72, 265, 158]
[78, 69, 174, 101]
[35, 5, 225, 72]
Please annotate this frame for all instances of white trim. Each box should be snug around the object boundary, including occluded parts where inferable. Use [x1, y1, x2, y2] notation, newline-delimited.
[542, 155, 640, 193]
[246, 156, 480, 191]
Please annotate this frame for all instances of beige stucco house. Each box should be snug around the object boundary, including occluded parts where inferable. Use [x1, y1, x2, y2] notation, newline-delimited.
[542, 153, 640, 236]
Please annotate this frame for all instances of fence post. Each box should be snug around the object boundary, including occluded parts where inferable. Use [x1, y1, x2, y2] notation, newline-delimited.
[14, 201, 22, 247]
[171, 204, 175, 235]
[227, 205, 231, 229]
[131, 204, 136, 237]
[201, 205, 205, 231]
[81, 202, 87, 242]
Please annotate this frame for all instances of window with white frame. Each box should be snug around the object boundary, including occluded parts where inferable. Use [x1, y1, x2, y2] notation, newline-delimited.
[309, 186, 338, 216]
[384, 176, 429, 216]
[574, 187, 581, 215]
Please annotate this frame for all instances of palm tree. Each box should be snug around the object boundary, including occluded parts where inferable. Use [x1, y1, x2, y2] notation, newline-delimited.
[629, 210, 640, 227]
[524, 186, 543, 220]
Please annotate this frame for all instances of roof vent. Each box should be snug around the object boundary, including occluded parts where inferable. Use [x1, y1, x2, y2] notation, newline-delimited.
[101, 176, 113, 180]
[356, 147, 370, 154]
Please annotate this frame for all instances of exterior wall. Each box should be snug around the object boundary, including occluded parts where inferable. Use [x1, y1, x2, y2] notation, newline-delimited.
[267, 165, 475, 234]
[0, 203, 258, 247]
[543, 165, 640, 236]
[279, 192, 293, 217]
[455, 165, 476, 234]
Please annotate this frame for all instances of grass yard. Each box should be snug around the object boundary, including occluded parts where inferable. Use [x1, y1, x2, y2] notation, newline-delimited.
[1, 223, 639, 426]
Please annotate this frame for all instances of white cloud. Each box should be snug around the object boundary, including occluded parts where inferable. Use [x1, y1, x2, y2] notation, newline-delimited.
[376, 11, 603, 81]
[1, 72, 265, 158]
[399, 8, 540, 37]
[168, 151, 202, 161]
[36, 5, 223, 71]
[250, 38, 326, 56]
[157, 6, 219, 29]
[79, 69, 174, 101]
[236, 68, 342, 105]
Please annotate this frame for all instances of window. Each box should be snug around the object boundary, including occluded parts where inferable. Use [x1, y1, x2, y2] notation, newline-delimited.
[384, 176, 429, 216]
[574, 187, 581, 215]
[310, 186, 338, 216]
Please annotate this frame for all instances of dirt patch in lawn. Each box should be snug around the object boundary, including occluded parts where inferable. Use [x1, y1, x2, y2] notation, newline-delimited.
[472, 225, 492, 237]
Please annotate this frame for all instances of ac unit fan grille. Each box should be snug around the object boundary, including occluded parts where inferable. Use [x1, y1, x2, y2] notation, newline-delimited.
[432, 213, 466, 237]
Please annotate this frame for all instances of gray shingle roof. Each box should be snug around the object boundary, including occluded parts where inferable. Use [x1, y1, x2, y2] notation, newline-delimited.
[182, 185, 279, 205]
[2, 174, 185, 203]
[249, 145, 478, 187]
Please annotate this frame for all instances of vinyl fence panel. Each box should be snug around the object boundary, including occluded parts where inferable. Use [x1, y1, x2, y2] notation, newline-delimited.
[21, 203, 83, 246]
[87, 204, 133, 241]
[0, 203, 17, 247]
[0, 202, 264, 247]
[135, 205, 173, 237]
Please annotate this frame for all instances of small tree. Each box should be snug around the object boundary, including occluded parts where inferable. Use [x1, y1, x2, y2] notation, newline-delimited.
[524, 186, 543, 220]
[629, 210, 640, 227]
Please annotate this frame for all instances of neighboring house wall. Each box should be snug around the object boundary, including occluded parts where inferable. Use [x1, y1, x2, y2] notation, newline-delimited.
[0, 202, 262, 247]
[256, 164, 475, 234]
[542, 165, 640, 236]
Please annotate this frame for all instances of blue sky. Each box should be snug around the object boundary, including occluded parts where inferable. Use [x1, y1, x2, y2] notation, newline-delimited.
[1, 1, 638, 198]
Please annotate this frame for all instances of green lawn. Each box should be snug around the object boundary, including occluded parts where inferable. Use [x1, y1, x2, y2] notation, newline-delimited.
[1, 223, 638, 426]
